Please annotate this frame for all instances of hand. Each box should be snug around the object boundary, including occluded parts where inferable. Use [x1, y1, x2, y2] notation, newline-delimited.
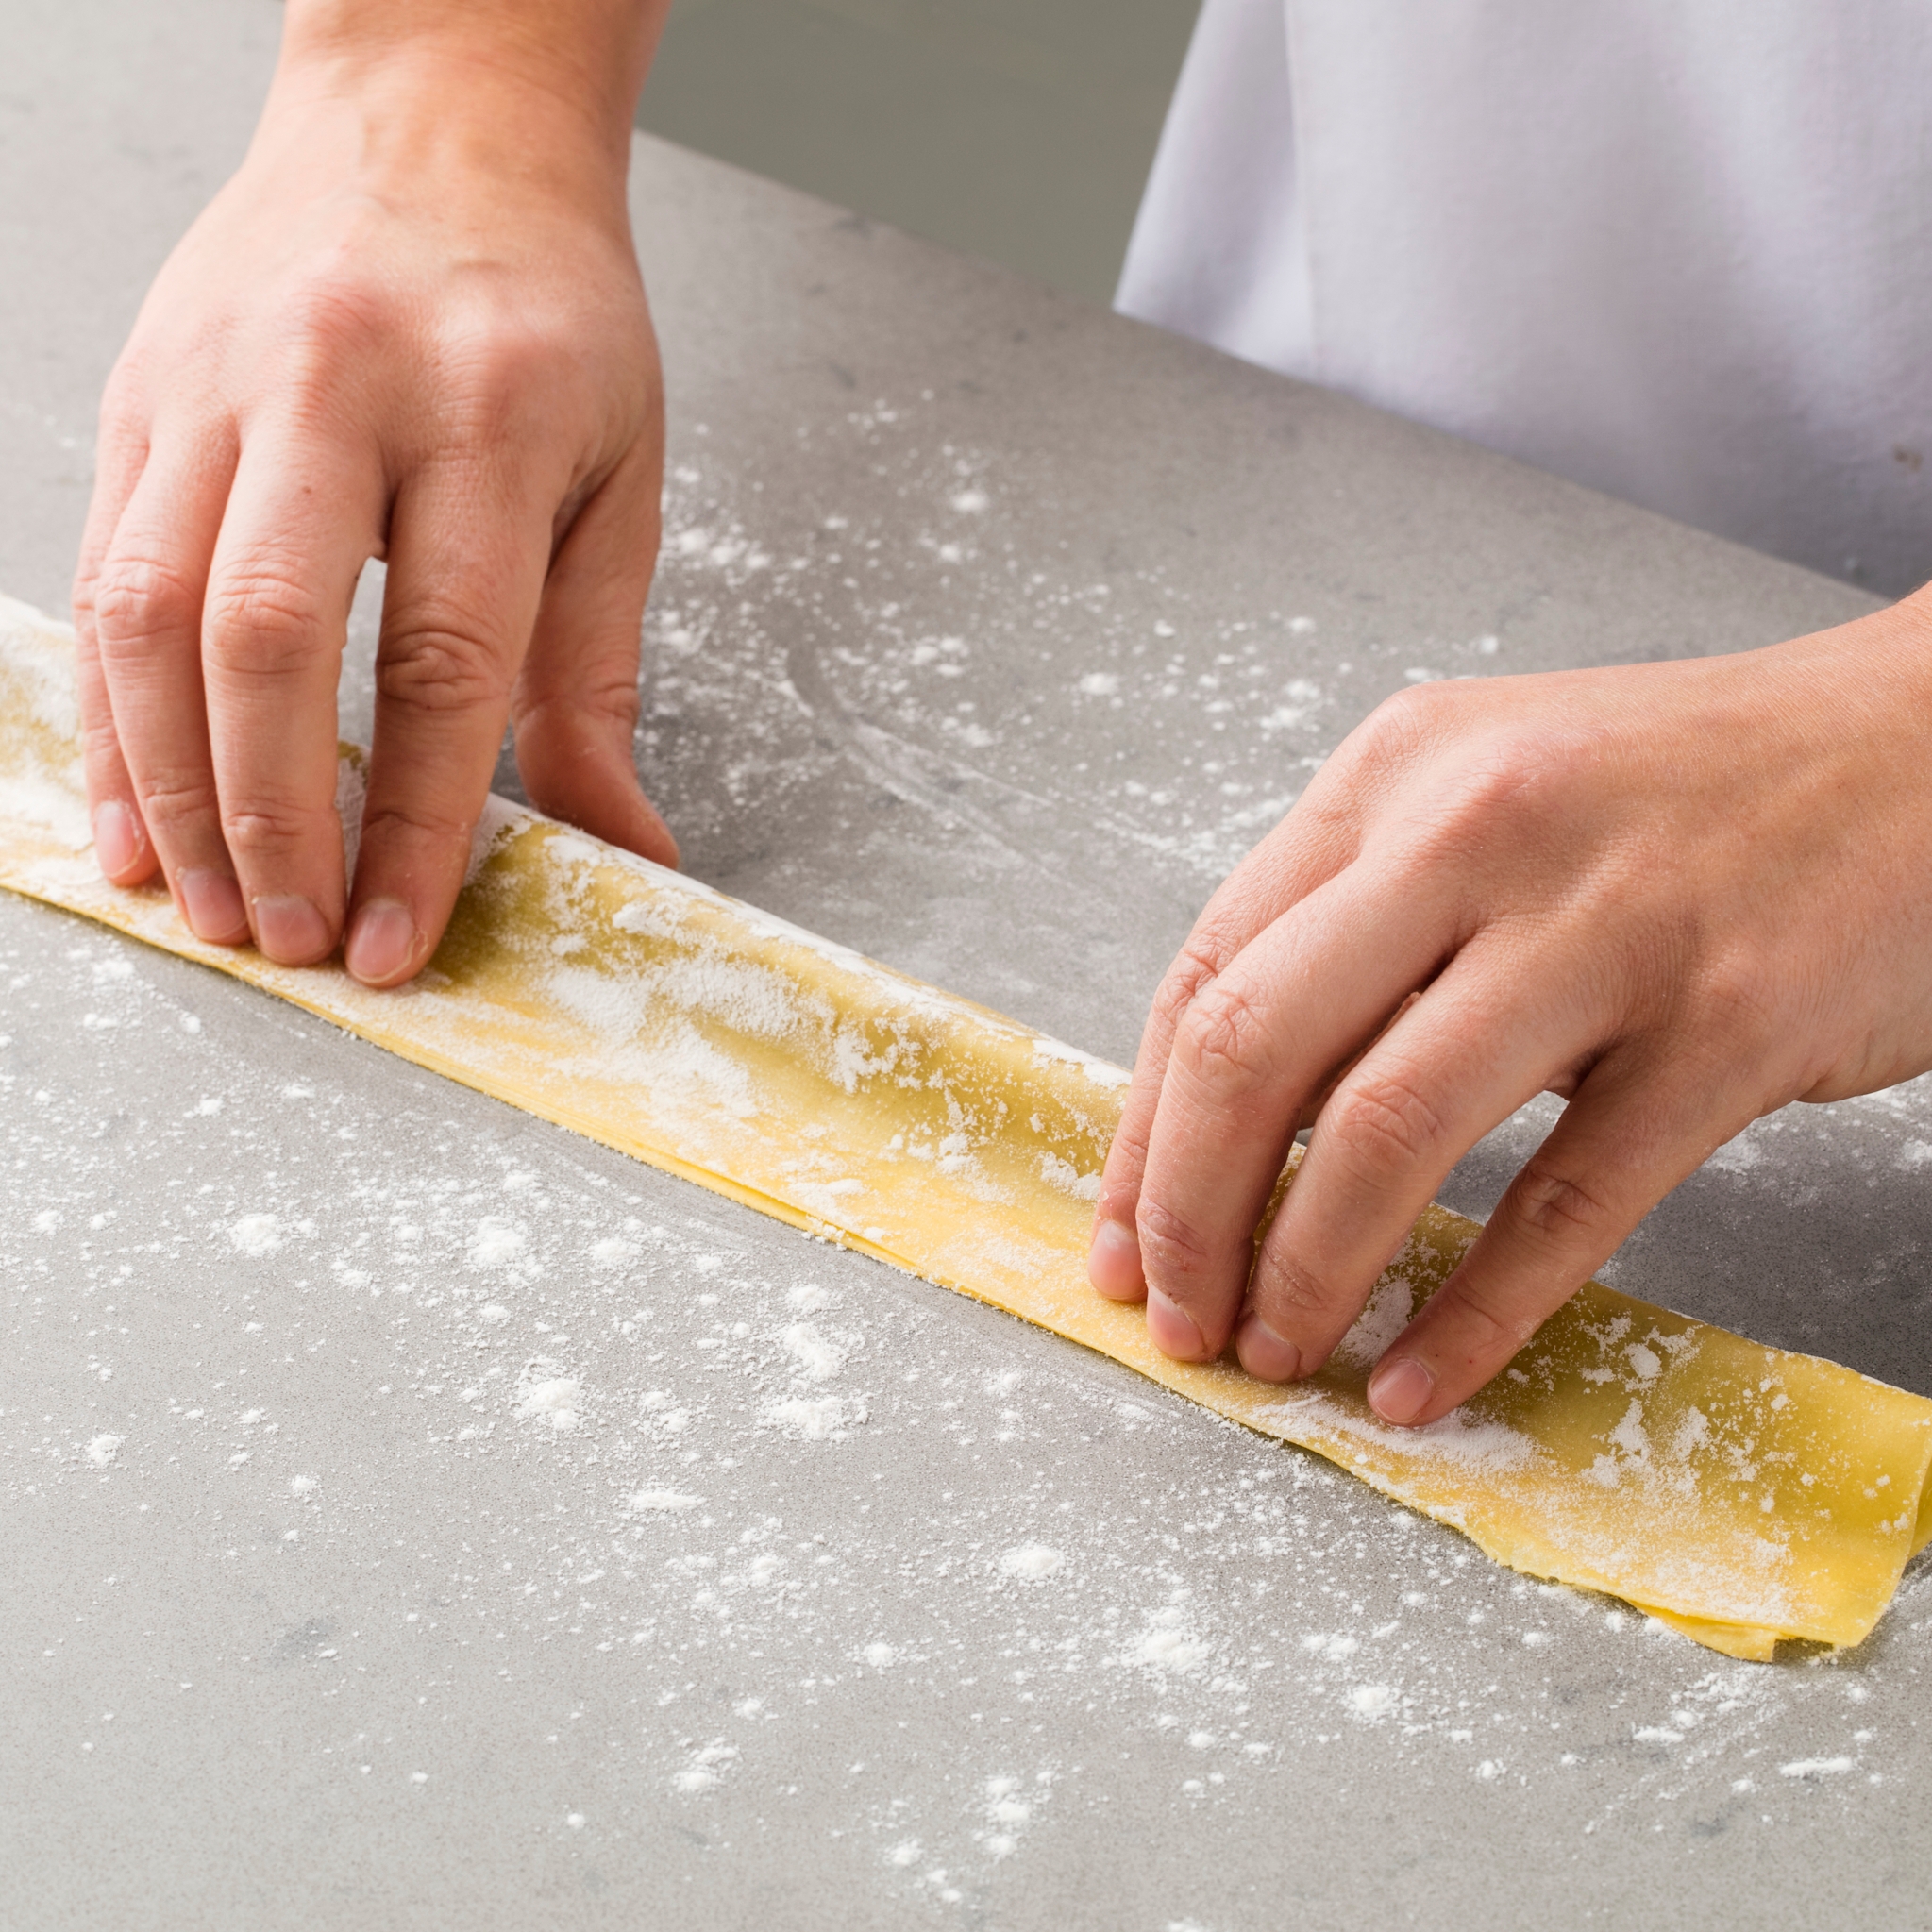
[1088, 598, 1932, 1424]
[72, 2, 676, 987]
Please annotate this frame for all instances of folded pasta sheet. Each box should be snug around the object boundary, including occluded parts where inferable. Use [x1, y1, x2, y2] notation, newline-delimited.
[5, 596, 1929, 1660]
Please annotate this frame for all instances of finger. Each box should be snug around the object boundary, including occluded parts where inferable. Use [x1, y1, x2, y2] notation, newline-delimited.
[87, 435, 253, 940]
[1087, 792, 1365, 1303]
[202, 430, 386, 964]
[72, 409, 159, 885]
[344, 461, 556, 987]
[510, 441, 678, 865]
[1130, 863, 1458, 1362]
[1238, 943, 1578, 1383]
[1364, 1046, 1739, 1426]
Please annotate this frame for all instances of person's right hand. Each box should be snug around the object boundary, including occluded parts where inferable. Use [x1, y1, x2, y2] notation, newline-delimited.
[1086, 596, 1932, 1426]
[72, 7, 677, 988]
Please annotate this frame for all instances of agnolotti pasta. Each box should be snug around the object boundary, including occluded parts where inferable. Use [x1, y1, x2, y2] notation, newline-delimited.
[4, 596, 1928, 1660]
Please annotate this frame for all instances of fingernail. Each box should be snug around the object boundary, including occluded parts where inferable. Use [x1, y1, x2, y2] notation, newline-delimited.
[252, 893, 331, 965]
[1368, 1356, 1435, 1425]
[1086, 1218, 1143, 1299]
[92, 801, 143, 878]
[345, 899, 418, 984]
[1235, 1311, 1302, 1383]
[177, 867, 248, 944]
[1145, 1286, 1209, 1361]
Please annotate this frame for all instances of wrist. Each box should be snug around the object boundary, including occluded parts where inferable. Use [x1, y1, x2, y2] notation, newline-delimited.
[270, 1, 664, 193]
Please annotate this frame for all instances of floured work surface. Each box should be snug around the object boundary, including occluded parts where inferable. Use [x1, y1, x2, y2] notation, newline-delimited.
[5, 596, 1929, 1660]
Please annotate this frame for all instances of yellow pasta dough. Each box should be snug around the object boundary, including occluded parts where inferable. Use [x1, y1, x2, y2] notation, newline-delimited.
[4, 596, 1928, 1660]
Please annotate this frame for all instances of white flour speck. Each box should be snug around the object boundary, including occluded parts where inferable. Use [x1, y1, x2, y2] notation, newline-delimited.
[517, 1372, 583, 1431]
[1038, 1151, 1101, 1201]
[999, 1543, 1063, 1582]
[765, 1394, 865, 1440]
[228, 1214, 281, 1257]
[469, 1218, 527, 1268]
[781, 1323, 846, 1380]
[672, 1742, 738, 1795]
[630, 1489, 702, 1512]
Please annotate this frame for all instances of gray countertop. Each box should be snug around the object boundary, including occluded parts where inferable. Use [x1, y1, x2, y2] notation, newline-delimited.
[5, 5, 1928, 1927]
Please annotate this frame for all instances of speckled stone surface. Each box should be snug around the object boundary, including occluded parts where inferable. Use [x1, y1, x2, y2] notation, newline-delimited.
[4, 6, 1928, 1926]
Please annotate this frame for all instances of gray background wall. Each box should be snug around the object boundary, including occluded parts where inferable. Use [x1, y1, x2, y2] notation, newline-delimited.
[636, 0, 1202, 303]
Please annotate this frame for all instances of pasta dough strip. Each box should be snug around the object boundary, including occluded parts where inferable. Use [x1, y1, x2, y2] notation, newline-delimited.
[5, 597, 1928, 1661]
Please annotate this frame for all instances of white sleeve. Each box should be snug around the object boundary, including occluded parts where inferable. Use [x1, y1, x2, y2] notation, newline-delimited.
[1115, 0, 1310, 378]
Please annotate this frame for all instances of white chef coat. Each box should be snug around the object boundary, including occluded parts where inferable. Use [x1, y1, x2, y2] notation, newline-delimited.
[1117, 0, 1932, 596]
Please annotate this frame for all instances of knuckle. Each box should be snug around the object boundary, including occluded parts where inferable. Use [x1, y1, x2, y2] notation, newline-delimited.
[478, 333, 563, 407]
[97, 357, 152, 426]
[516, 681, 640, 738]
[1354, 695, 1602, 843]
[1428, 738, 1580, 848]
[1357, 678, 1463, 757]
[1436, 1277, 1537, 1360]
[79, 714, 126, 764]
[1322, 1067, 1450, 1176]
[378, 620, 511, 715]
[1151, 939, 1230, 1033]
[278, 273, 395, 362]
[581, 676, 644, 730]
[1382, 678, 1455, 731]
[1134, 1195, 1218, 1285]
[416, 322, 581, 445]
[1175, 976, 1277, 1091]
[460, 319, 577, 408]
[135, 767, 222, 837]
[358, 799, 481, 858]
[204, 567, 328, 674]
[1505, 1152, 1616, 1243]
[91, 555, 198, 651]
[1093, 1129, 1151, 1222]
[1690, 950, 1777, 1043]
[1250, 1244, 1345, 1327]
[220, 796, 336, 866]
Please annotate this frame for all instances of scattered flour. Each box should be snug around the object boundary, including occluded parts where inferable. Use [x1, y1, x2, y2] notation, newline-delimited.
[781, 1323, 846, 1380]
[516, 1369, 584, 1432]
[468, 1218, 527, 1268]
[1131, 1607, 1210, 1676]
[1328, 1274, 1415, 1375]
[765, 1394, 865, 1440]
[671, 1742, 738, 1796]
[1037, 1151, 1102, 1201]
